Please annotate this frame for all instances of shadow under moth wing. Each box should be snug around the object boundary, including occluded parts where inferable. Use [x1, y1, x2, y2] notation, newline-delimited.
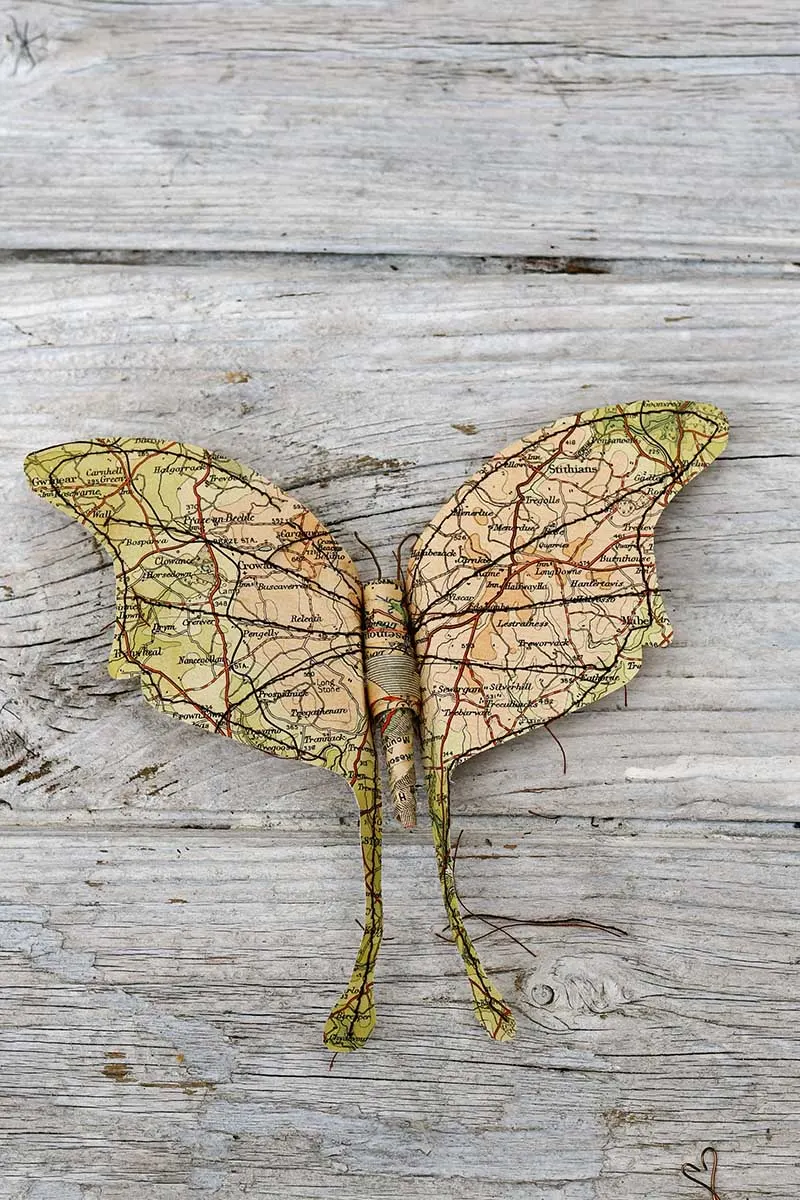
[24, 400, 729, 1051]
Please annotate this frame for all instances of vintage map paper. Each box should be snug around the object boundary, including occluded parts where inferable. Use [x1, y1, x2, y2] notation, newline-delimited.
[407, 399, 728, 1041]
[25, 399, 728, 1049]
[24, 440, 382, 1051]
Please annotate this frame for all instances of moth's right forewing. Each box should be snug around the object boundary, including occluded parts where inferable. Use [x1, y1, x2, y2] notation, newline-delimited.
[406, 401, 729, 772]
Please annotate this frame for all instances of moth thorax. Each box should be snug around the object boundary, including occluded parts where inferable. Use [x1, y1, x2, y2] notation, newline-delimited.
[363, 579, 421, 830]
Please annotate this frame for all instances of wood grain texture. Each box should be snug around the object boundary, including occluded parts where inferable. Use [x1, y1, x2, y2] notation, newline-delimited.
[2, 261, 798, 830]
[2, 1, 799, 1187]
[0, 826, 798, 1198]
[0, 2, 798, 257]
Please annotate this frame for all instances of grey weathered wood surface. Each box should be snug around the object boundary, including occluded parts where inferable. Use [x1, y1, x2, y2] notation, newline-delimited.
[1, 1, 799, 1197]
[2, 260, 798, 1200]
[1, 1, 799, 258]
[0, 827, 798, 1198]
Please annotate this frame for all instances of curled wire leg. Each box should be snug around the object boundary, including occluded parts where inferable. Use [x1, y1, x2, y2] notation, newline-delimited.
[441, 830, 628, 960]
[681, 1146, 722, 1199]
[394, 532, 418, 587]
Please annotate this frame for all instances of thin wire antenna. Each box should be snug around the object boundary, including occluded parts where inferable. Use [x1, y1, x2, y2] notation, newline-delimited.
[394, 532, 418, 586]
[544, 721, 567, 774]
[352, 532, 382, 577]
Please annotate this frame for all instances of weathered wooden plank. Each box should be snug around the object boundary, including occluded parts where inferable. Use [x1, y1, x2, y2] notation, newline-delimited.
[2, 261, 797, 827]
[0, 3, 798, 257]
[0, 826, 797, 1197]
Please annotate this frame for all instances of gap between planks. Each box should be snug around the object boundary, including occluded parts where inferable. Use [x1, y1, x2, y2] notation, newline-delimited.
[0, 248, 799, 279]
[2, 819, 800, 841]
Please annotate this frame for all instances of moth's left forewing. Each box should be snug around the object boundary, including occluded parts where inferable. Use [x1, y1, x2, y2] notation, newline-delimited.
[407, 400, 728, 771]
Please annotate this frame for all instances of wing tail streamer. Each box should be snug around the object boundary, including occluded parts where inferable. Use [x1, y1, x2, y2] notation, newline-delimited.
[426, 760, 516, 1042]
[323, 760, 384, 1051]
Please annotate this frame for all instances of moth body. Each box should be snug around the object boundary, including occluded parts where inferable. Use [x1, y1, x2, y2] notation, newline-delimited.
[362, 579, 421, 828]
[23, 400, 730, 1050]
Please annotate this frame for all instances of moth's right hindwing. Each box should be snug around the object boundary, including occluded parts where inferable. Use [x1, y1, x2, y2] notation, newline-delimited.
[26, 438, 385, 1053]
[404, 400, 727, 1045]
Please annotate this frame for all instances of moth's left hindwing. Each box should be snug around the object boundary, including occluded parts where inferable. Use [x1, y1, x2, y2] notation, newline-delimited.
[25, 439, 383, 1053]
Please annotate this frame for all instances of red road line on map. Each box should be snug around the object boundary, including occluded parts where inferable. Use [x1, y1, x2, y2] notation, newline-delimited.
[87, 444, 177, 536]
[192, 455, 233, 736]
[437, 612, 481, 772]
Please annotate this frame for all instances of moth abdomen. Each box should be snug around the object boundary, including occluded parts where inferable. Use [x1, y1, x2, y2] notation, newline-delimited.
[362, 579, 421, 829]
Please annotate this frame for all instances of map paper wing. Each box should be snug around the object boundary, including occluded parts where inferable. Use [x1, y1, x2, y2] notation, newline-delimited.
[409, 400, 728, 767]
[24, 438, 382, 1052]
[405, 400, 728, 1041]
